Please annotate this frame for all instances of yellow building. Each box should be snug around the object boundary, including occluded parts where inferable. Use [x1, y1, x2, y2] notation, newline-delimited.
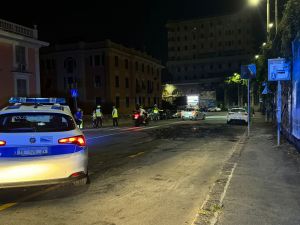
[41, 40, 163, 114]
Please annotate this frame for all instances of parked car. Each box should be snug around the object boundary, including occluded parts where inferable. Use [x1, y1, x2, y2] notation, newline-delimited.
[227, 108, 248, 124]
[207, 107, 222, 112]
[181, 108, 206, 120]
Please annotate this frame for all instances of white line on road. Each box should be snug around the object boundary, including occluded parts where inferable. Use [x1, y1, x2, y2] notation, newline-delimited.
[86, 121, 186, 140]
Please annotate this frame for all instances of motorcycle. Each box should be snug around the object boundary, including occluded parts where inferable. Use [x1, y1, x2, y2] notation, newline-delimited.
[132, 111, 149, 126]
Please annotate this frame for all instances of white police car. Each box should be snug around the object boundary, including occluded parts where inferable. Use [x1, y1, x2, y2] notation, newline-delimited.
[0, 98, 88, 188]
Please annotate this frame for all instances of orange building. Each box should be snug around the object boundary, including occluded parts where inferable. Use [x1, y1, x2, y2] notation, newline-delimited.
[40, 40, 163, 114]
[0, 19, 49, 108]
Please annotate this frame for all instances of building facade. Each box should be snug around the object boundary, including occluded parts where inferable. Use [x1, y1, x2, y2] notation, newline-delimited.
[165, 12, 256, 106]
[0, 19, 49, 108]
[40, 40, 163, 114]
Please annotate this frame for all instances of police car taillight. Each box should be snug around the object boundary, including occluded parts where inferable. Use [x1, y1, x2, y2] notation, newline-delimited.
[0, 140, 6, 146]
[58, 135, 86, 147]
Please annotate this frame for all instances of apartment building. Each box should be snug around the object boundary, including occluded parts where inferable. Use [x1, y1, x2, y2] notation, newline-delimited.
[165, 12, 255, 104]
[41, 40, 163, 114]
[0, 19, 48, 108]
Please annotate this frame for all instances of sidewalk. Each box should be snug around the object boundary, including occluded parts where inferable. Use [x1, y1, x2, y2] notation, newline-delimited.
[216, 113, 300, 225]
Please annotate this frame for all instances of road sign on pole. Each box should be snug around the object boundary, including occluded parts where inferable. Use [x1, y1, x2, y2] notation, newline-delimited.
[268, 58, 290, 146]
[241, 64, 256, 136]
[268, 58, 291, 81]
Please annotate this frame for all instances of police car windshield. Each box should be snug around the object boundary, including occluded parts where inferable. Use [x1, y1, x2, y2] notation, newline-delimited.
[0, 113, 76, 133]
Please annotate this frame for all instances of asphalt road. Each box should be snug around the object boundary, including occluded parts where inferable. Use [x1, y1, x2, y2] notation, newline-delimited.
[0, 112, 246, 225]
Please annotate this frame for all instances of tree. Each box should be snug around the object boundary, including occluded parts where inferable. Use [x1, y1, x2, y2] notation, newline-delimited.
[225, 73, 247, 106]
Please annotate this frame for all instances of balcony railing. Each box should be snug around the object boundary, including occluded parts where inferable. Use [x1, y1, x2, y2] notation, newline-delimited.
[0, 19, 36, 39]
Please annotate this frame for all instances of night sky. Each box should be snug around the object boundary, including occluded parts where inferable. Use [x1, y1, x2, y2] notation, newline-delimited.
[2, 0, 267, 62]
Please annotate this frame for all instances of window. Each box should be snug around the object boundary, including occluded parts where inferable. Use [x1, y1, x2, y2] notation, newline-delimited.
[125, 59, 129, 69]
[147, 65, 150, 73]
[177, 67, 181, 72]
[135, 61, 139, 71]
[142, 63, 144, 72]
[94, 55, 100, 66]
[16, 79, 27, 96]
[116, 96, 120, 108]
[184, 36, 187, 41]
[185, 46, 188, 51]
[125, 78, 129, 88]
[115, 56, 119, 67]
[95, 76, 101, 88]
[102, 53, 105, 65]
[64, 57, 76, 74]
[0, 113, 76, 133]
[15, 46, 26, 65]
[115, 76, 119, 88]
[46, 60, 51, 70]
[193, 45, 196, 49]
[96, 97, 102, 105]
[126, 97, 130, 108]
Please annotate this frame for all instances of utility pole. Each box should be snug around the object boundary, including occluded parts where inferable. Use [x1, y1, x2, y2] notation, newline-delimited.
[275, 0, 278, 33]
[267, 0, 270, 40]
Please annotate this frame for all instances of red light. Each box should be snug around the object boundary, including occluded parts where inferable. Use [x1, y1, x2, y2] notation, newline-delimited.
[58, 135, 86, 146]
[134, 114, 139, 119]
[0, 140, 6, 146]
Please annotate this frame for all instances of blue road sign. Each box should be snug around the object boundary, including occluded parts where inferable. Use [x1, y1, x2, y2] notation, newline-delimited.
[241, 64, 256, 79]
[70, 89, 79, 98]
[268, 58, 291, 81]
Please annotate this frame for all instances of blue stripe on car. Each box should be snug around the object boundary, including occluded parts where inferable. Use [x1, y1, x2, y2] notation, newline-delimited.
[0, 145, 85, 158]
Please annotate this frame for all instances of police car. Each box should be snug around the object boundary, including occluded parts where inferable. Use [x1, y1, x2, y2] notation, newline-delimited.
[0, 98, 88, 188]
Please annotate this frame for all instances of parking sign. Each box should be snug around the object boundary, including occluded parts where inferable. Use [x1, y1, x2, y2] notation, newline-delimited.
[268, 58, 291, 81]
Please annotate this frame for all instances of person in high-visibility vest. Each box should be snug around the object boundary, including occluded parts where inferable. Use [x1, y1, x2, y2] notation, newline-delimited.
[95, 105, 103, 128]
[112, 106, 119, 127]
[153, 104, 159, 121]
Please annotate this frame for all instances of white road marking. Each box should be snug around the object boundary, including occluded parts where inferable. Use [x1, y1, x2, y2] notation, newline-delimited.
[86, 121, 186, 140]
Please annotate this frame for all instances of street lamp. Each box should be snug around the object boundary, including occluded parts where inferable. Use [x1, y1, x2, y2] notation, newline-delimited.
[262, 42, 267, 46]
[248, 0, 260, 7]
[248, 0, 278, 39]
[268, 23, 274, 29]
[255, 55, 260, 59]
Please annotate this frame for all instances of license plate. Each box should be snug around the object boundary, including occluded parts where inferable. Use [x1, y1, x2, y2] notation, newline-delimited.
[17, 147, 48, 156]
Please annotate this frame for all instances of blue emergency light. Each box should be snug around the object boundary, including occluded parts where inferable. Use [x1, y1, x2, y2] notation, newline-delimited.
[9, 97, 66, 104]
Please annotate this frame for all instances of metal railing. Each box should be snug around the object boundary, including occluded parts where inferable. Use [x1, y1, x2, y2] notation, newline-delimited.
[0, 19, 36, 39]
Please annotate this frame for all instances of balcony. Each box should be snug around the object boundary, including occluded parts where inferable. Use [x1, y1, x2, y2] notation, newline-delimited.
[0, 19, 36, 39]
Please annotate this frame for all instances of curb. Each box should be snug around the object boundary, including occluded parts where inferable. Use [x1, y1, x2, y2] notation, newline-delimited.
[192, 131, 248, 225]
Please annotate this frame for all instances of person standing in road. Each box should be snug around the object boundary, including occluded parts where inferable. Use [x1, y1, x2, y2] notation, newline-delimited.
[112, 106, 119, 127]
[95, 105, 103, 128]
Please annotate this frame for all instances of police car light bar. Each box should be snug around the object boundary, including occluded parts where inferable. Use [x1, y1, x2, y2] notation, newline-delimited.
[9, 97, 66, 104]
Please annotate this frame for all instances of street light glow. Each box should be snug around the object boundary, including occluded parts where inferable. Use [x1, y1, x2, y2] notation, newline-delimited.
[248, 0, 260, 6]
[268, 23, 274, 28]
[255, 55, 260, 59]
[262, 42, 267, 46]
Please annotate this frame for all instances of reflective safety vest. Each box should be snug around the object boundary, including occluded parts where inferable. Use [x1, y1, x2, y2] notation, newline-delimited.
[96, 109, 102, 117]
[112, 108, 118, 118]
[153, 108, 159, 114]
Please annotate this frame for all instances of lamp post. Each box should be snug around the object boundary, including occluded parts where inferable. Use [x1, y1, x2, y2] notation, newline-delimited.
[248, 0, 278, 39]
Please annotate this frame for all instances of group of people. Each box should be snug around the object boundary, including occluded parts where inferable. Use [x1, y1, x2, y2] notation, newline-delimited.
[91, 105, 119, 128]
[73, 104, 159, 129]
[73, 105, 119, 129]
